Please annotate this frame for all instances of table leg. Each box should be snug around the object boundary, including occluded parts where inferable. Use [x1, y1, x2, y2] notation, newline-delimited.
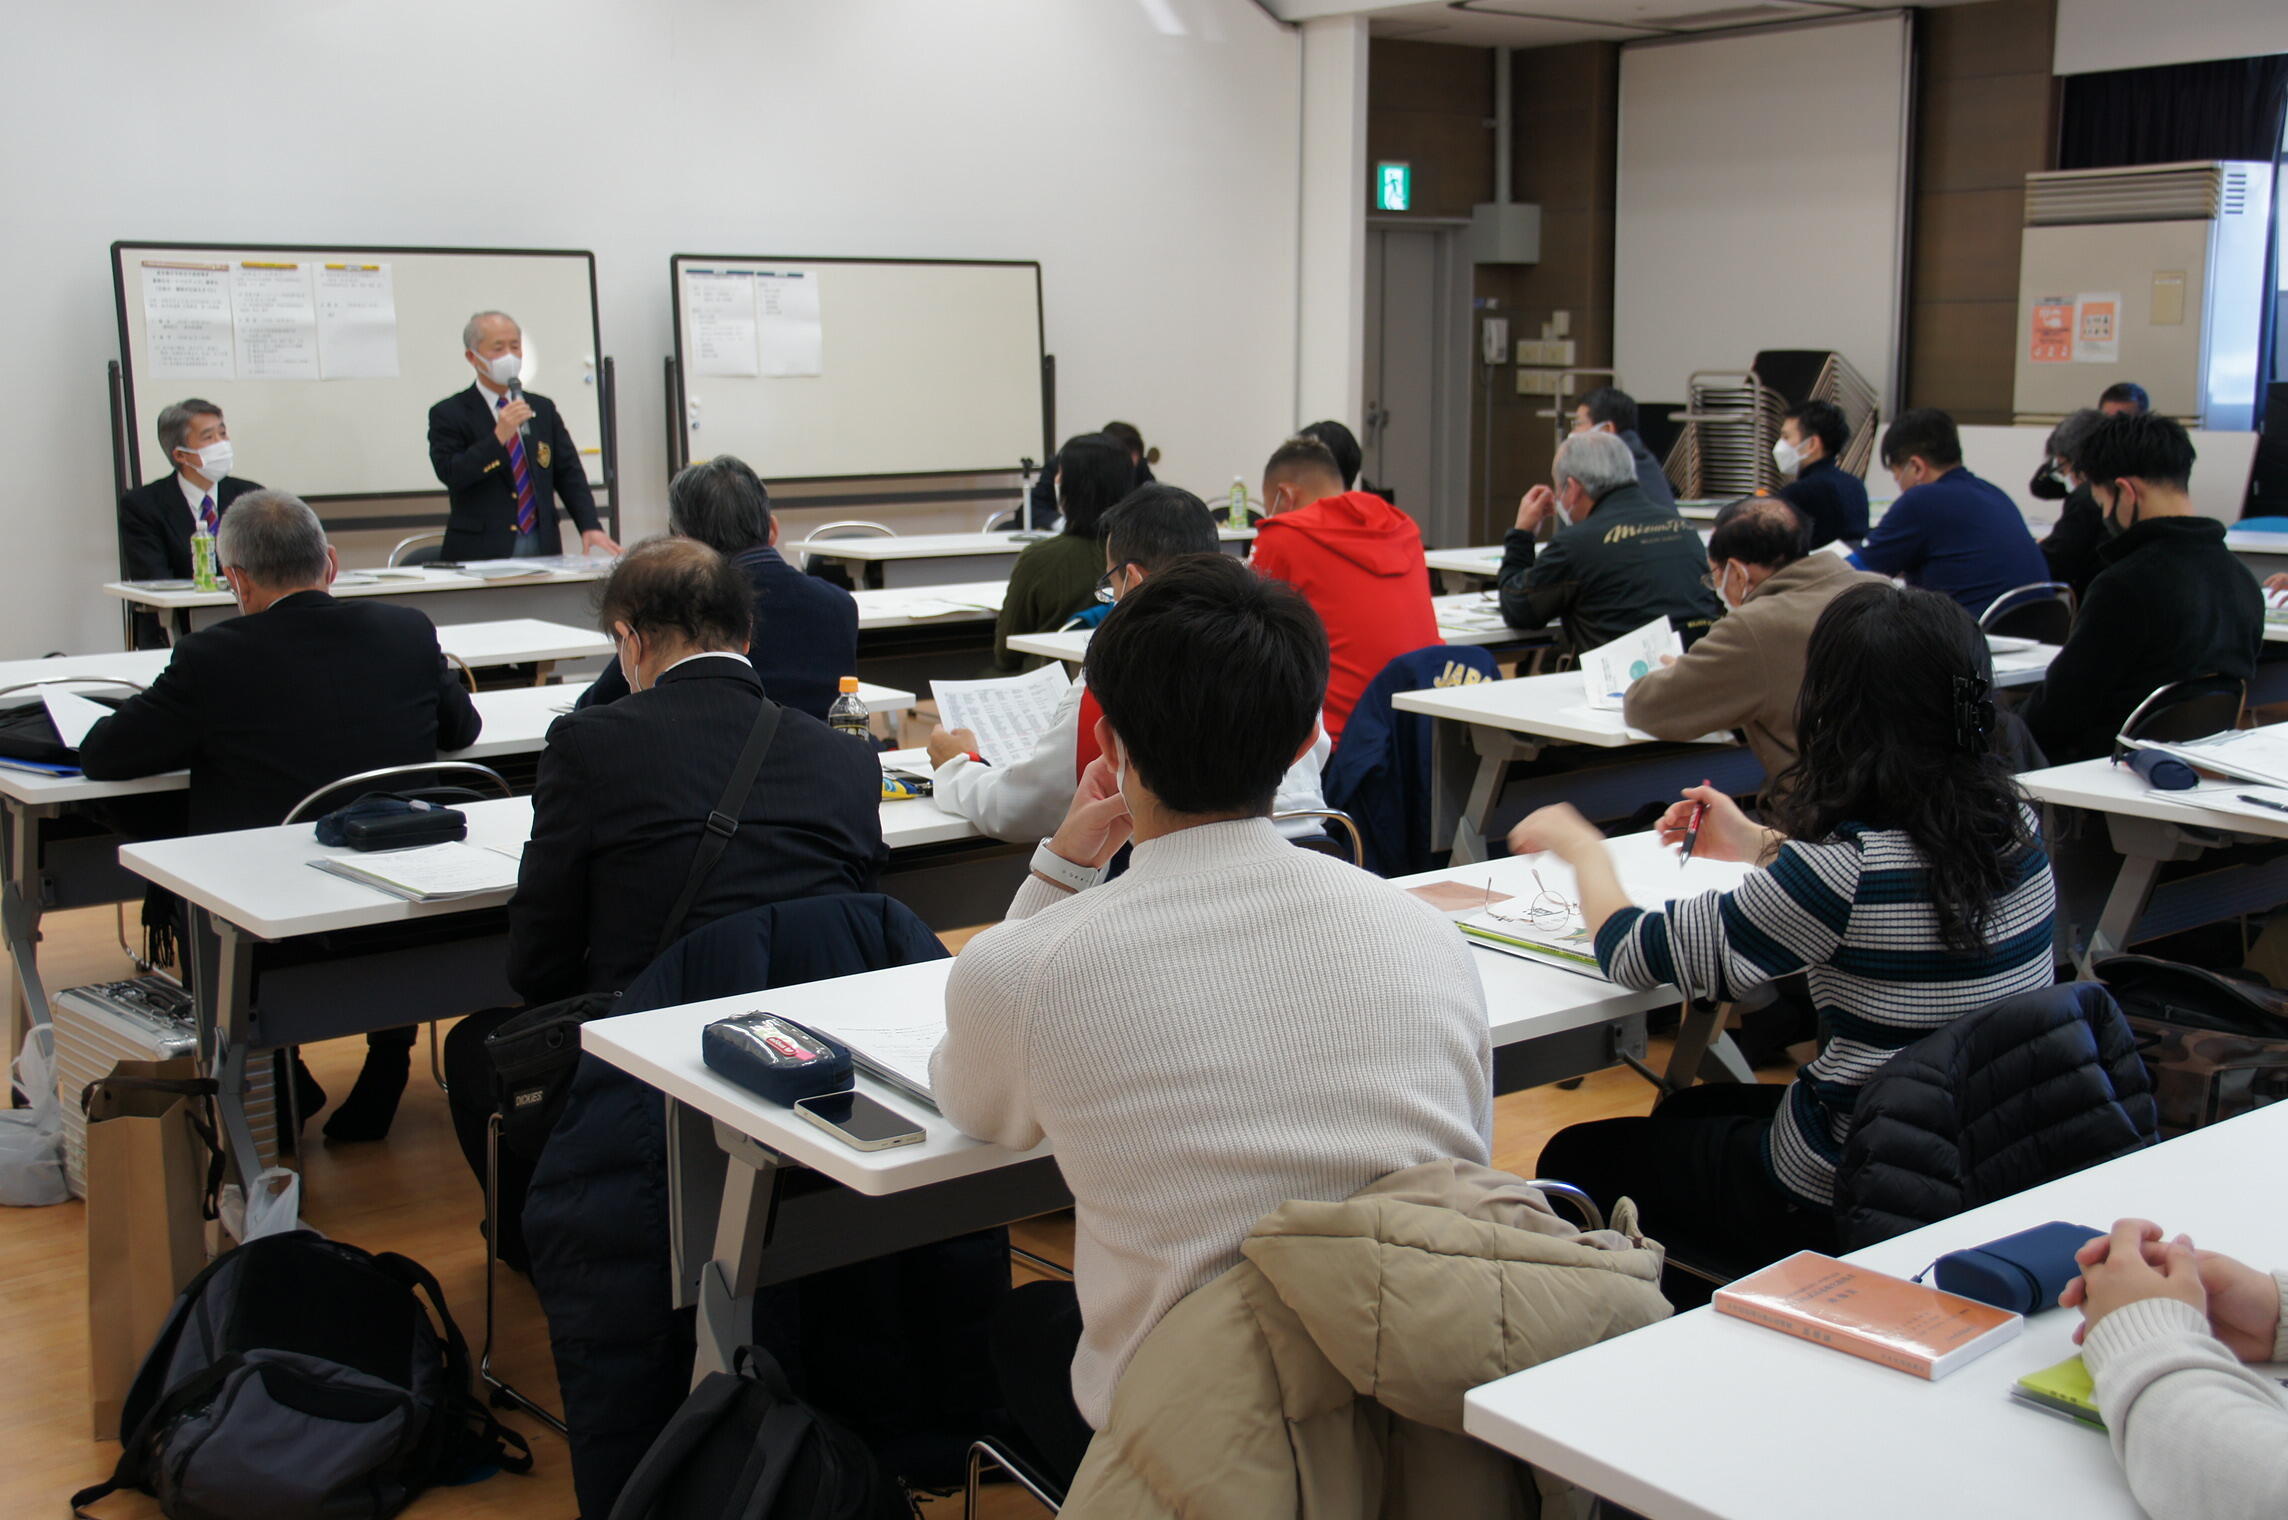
[1446, 725, 1537, 866]
[2, 801, 51, 1090]
[189, 907, 265, 1191]
[1662, 998, 1754, 1090]
[693, 1121, 783, 1384]
[2082, 814, 2217, 966]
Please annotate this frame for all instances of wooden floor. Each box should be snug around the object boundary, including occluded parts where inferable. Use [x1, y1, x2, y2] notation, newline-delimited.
[0, 904, 1754, 1519]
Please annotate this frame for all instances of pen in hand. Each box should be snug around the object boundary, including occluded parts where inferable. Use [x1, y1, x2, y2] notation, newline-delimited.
[1679, 780, 1712, 869]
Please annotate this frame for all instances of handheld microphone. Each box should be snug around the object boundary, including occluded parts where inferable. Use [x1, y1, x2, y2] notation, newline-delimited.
[505, 375, 531, 440]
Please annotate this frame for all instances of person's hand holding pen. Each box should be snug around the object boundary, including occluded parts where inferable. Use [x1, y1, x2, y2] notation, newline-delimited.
[1654, 783, 1778, 865]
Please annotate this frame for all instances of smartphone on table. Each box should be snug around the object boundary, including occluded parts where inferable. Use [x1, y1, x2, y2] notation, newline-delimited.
[793, 1090, 925, 1152]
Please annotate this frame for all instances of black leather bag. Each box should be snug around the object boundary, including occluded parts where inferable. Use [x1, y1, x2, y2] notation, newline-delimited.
[482, 700, 784, 1158]
[0, 691, 127, 765]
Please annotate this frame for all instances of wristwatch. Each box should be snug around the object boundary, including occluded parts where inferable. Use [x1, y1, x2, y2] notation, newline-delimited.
[1029, 839, 1105, 894]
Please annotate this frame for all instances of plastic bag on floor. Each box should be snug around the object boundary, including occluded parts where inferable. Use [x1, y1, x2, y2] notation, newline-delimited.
[0, 1023, 68, 1206]
[219, 1165, 302, 1241]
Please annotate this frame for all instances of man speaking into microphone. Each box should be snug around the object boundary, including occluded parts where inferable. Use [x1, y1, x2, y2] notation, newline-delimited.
[427, 310, 620, 560]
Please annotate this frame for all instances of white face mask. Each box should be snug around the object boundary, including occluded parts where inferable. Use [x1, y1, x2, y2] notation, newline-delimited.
[478, 350, 521, 388]
[183, 439, 233, 482]
[1772, 438, 1802, 477]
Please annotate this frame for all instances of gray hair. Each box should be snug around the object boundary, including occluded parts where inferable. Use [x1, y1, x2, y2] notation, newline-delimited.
[668, 455, 773, 555]
[462, 310, 518, 351]
[215, 489, 330, 588]
[155, 398, 222, 461]
[1552, 429, 1638, 500]
[2045, 407, 2107, 473]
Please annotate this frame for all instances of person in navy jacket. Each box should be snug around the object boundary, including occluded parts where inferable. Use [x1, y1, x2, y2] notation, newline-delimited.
[1850, 408, 2047, 619]
[1773, 399, 1869, 550]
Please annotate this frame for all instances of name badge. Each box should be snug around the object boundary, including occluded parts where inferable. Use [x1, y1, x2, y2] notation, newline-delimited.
[537, 442, 552, 469]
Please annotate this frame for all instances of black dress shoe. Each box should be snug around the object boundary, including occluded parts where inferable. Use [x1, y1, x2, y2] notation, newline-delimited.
[321, 1045, 411, 1142]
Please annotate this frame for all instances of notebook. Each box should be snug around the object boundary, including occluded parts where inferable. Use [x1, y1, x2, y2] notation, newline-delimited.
[307, 842, 522, 903]
[2011, 1354, 2104, 1430]
[1715, 1251, 2023, 1380]
[1457, 907, 1604, 978]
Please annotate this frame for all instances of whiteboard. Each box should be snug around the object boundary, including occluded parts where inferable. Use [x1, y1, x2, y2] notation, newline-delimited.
[1614, 14, 1912, 414]
[112, 243, 606, 499]
[671, 256, 1044, 482]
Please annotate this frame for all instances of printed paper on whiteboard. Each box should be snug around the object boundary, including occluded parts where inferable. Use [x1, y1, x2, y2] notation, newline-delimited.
[231, 262, 321, 380]
[930, 663, 1070, 766]
[141, 262, 236, 380]
[2027, 297, 2073, 365]
[1578, 616, 1681, 711]
[314, 263, 399, 379]
[756, 269, 823, 377]
[685, 268, 760, 377]
[2073, 292, 2121, 364]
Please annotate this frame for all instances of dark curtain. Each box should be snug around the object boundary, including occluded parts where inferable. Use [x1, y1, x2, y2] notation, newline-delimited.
[2059, 56, 2288, 170]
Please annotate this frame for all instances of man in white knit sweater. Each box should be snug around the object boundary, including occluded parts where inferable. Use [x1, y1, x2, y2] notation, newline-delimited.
[929, 554, 1492, 1487]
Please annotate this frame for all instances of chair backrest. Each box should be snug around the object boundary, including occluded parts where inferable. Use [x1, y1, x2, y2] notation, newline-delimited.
[1833, 981, 2158, 1250]
[1272, 808, 1366, 868]
[980, 509, 1020, 533]
[2119, 673, 2247, 745]
[796, 520, 894, 572]
[1978, 581, 2075, 644]
[389, 531, 448, 567]
[283, 761, 512, 825]
[1321, 643, 1501, 875]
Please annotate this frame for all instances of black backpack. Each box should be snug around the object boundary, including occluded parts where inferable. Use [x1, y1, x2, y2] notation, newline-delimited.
[73, 1231, 531, 1520]
[607, 1346, 913, 1520]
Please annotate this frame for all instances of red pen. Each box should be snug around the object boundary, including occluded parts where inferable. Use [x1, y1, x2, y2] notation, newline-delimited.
[1679, 780, 1711, 868]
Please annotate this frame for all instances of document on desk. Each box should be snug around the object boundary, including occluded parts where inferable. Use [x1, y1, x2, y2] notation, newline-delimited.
[2169, 784, 2288, 827]
[41, 690, 111, 750]
[1579, 617, 1680, 710]
[308, 842, 521, 903]
[793, 1004, 946, 1109]
[930, 663, 1070, 767]
[2130, 730, 2288, 791]
[890, 595, 1004, 620]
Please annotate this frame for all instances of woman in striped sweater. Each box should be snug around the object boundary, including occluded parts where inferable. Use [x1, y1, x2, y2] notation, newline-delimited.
[1519, 584, 2057, 1292]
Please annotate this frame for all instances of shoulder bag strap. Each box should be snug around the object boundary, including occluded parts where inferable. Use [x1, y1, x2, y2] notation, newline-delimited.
[654, 697, 784, 960]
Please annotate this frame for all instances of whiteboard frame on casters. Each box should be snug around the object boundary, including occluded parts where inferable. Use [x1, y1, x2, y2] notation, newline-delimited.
[109, 241, 613, 508]
[668, 254, 1048, 484]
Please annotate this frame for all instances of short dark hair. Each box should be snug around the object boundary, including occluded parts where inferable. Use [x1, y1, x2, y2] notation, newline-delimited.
[1054, 433, 1135, 539]
[1708, 495, 1806, 568]
[2079, 411, 2196, 493]
[1578, 387, 1639, 435]
[2043, 408, 2107, 473]
[2099, 381, 2150, 414]
[667, 455, 772, 554]
[1784, 400, 1848, 460]
[598, 537, 752, 651]
[1880, 408, 1963, 470]
[1100, 420, 1146, 459]
[1263, 435, 1345, 493]
[1083, 555, 1328, 817]
[1100, 485, 1217, 572]
[1298, 420, 1362, 489]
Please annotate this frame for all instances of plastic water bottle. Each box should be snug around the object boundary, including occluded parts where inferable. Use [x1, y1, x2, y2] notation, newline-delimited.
[828, 676, 871, 742]
[1228, 477, 1249, 526]
[191, 527, 219, 592]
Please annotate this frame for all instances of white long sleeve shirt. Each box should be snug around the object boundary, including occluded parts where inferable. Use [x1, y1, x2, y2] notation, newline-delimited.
[931, 677, 1332, 843]
[2084, 1274, 2288, 1520]
[929, 817, 1492, 1427]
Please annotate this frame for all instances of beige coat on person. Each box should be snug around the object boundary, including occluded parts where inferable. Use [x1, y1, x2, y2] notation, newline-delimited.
[1059, 1160, 1672, 1520]
[1623, 551, 1888, 783]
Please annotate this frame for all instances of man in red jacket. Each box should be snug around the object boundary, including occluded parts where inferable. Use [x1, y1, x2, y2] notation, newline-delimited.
[1249, 437, 1438, 744]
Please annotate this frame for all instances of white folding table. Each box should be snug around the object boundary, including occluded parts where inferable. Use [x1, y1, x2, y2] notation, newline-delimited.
[105, 558, 616, 645]
[1464, 1102, 2288, 1520]
[806, 528, 1253, 590]
[585, 830, 1753, 1380]
[1005, 592, 1545, 666]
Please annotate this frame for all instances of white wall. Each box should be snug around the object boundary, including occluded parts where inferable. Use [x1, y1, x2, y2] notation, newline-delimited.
[1613, 14, 1912, 414]
[2055, 0, 2288, 76]
[1, 0, 1307, 655]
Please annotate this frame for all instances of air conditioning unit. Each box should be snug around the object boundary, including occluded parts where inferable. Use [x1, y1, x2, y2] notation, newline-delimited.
[2012, 160, 2274, 429]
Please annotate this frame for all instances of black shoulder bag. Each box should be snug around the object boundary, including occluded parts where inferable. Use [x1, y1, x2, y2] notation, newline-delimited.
[484, 699, 784, 1159]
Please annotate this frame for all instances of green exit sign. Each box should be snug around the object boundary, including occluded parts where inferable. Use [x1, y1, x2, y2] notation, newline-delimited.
[1375, 161, 1412, 212]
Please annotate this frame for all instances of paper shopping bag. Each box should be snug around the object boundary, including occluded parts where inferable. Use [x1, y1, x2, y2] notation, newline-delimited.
[83, 1058, 214, 1440]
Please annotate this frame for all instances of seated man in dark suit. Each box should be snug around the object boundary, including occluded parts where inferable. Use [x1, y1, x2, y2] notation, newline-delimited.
[426, 310, 622, 561]
[80, 490, 484, 1139]
[116, 398, 264, 647]
[575, 455, 858, 721]
[507, 536, 887, 1004]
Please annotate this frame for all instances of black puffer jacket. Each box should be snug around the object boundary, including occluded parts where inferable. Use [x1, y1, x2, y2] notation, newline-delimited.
[1833, 981, 2157, 1250]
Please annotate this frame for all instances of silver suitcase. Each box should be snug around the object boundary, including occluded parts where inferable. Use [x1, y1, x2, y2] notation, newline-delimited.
[52, 977, 279, 1198]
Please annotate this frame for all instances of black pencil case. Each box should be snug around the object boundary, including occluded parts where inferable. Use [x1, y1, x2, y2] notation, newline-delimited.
[314, 793, 469, 850]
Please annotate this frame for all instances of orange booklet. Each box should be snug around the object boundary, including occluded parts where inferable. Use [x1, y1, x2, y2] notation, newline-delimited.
[1714, 1251, 2023, 1380]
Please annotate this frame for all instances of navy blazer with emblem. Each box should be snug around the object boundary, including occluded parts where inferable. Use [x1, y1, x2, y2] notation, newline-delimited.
[426, 383, 603, 559]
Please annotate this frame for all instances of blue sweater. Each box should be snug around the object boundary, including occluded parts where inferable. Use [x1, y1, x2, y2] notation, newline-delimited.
[1595, 816, 2056, 1207]
[1849, 468, 2047, 618]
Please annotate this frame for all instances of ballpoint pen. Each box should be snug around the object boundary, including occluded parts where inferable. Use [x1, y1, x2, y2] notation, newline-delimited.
[1679, 780, 1711, 868]
[2237, 794, 2288, 815]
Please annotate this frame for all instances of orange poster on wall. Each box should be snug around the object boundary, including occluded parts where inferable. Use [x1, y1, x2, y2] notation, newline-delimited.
[2028, 299, 2074, 364]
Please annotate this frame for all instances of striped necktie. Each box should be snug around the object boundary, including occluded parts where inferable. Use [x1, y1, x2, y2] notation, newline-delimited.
[499, 396, 538, 535]
[199, 493, 217, 534]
